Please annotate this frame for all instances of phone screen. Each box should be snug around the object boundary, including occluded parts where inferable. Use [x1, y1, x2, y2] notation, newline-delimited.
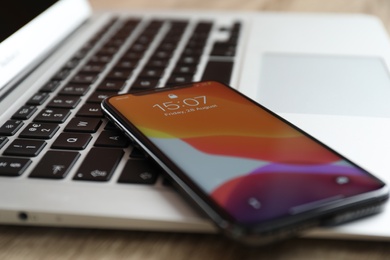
[107, 81, 385, 225]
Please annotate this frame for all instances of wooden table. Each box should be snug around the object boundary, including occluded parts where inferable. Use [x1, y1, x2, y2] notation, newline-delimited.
[2, 0, 390, 259]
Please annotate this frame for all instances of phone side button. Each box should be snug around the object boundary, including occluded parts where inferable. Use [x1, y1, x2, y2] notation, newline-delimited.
[118, 159, 160, 185]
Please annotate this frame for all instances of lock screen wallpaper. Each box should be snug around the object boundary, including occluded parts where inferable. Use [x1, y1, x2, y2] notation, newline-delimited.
[109, 82, 384, 224]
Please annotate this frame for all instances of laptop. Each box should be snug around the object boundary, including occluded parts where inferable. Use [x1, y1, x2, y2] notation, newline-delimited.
[1, 0, 390, 240]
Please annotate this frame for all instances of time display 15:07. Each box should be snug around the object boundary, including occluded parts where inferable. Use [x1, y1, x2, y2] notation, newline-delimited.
[152, 96, 207, 112]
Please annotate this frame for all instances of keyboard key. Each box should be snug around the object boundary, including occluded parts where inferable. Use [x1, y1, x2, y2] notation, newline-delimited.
[63, 58, 80, 70]
[73, 148, 124, 181]
[157, 41, 177, 53]
[87, 91, 116, 103]
[132, 34, 153, 46]
[26, 92, 49, 106]
[210, 42, 236, 56]
[19, 123, 59, 139]
[181, 47, 202, 56]
[172, 65, 197, 75]
[80, 63, 106, 74]
[106, 38, 127, 48]
[70, 74, 98, 85]
[97, 46, 119, 56]
[65, 117, 102, 133]
[115, 59, 138, 70]
[89, 54, 112, 64]
[145, 20, 163, 31]
[193, 21, 213, 34]
[34, 108, 71, 123]
[0, 157, 32, 177]
[59, 85, 90, 96]
[0, 120, 24, 136]
[121, 51, 142, 61]
[139, 68, 164, 78]
[130, 78, 159, 90]
[52, 69, 71, 80]
[51, 133, 92, 150]
[4, 139, 46, 157]
[73, 48, 89, 60]
[12, 106, 37, 120]
[96, 80, 126, 92]
[128, 43, 147, 53]
[129, 147, 146, 158]
[201, 60, 233, 85]
[95, 50, 115, 60]
[151, 50, 173, 60]
[76, 104, 104, 118]
[29, 151, 80, 179]
[47, 96, 81, 109]
[94, 130, 130, 148]
[40, 80, 61, 92]
[145, 59, 169, 68]
[229, 22, 241, 41]
[106, 69, 133, 80]
[166, 75, 193, 85]
[177, 55, 200, 66]
[118, 159, 159, 184]
[104, 121, 119, 131]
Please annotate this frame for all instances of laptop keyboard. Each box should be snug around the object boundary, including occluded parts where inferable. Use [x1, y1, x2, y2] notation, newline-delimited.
[0, 16, 241, 184]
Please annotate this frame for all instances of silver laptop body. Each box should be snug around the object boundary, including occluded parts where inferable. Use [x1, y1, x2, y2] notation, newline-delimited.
[1, 0, 390, 240]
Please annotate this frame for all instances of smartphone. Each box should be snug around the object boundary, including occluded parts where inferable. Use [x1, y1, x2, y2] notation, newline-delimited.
[102, 81, 388, 245]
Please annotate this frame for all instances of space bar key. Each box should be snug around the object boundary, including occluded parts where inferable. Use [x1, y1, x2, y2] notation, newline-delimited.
[73, 147, 124, 181]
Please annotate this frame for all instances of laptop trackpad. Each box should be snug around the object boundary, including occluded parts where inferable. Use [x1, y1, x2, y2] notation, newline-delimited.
[259, 54, 390, 117]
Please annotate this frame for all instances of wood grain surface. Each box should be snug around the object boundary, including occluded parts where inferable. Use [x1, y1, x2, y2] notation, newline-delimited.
[2, 0, 390, 259]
